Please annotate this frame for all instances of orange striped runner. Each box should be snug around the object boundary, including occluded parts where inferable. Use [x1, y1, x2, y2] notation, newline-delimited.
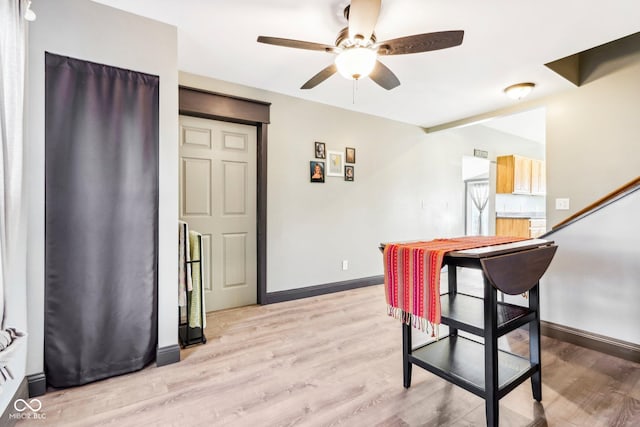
[383, 236, 527, 335]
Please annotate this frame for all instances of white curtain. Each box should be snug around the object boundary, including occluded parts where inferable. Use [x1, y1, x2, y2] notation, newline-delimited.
[469, 182, 489, 235]
[0, 0, 27, 330]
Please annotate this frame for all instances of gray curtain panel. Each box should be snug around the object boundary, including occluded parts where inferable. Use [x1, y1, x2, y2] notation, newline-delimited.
[45, 53, 159, 387]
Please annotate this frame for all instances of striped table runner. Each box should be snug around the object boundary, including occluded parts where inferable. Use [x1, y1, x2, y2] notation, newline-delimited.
[383, 236, 527, 335]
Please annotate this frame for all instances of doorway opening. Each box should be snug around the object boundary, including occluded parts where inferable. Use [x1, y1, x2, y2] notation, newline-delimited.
[466, 179, 490, 236]
[179, 115, 258, 312]
[462, 156, 490, 236]
[178, 86, 270, 310]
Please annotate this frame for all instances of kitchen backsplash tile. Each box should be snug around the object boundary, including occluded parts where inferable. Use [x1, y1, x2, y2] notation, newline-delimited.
[496, 193, 545, 215]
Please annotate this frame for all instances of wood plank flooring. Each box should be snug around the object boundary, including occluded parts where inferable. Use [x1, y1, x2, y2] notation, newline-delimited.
[18, 285, 640, 426]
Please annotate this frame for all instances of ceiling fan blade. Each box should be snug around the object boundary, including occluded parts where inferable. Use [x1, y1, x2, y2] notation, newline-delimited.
[301, 64, 338, 89]
[257, 36, 336, 52]
[369, 60, 400, 90]
[377, 30, 464, 55]
[348, 0, 381, 42]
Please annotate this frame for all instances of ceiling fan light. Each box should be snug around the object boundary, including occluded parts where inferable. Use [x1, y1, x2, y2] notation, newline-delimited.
[335, 47, 377, 80]
[504, 82, 535, 100]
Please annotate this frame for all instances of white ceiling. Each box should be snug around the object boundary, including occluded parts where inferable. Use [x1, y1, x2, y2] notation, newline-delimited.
[481, 107, 546, 144]
[93, 0, 640, 128]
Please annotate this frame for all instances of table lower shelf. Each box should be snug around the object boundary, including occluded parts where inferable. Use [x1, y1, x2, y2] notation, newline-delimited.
[440, 293, 536, 337]
[410, 335, 538, 399]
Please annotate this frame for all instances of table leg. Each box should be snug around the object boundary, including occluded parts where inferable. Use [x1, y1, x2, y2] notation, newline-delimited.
[402, 323, 412, 388]
[529, 282, 542, 401]
[485, 395, 499, 427]
[447, 264, 458, 338]
[484, 275, 499, 427]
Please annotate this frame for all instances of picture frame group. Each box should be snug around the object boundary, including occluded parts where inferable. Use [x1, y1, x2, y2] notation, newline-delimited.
[311, 142, 356, 183]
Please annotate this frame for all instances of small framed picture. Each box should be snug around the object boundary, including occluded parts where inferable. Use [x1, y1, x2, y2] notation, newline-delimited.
[310, 161, 325, 183]
[345, 147, 356, 164]
[314, 141, 326, 159]
[345, 165, 354, 181]
[326, 150, 344, 177]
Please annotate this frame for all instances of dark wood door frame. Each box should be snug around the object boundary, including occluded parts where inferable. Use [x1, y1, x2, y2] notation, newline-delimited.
[179, 86, 270, 304]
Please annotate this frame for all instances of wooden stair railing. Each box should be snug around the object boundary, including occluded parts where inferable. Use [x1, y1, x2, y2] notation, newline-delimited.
[551, 176, 640, 231]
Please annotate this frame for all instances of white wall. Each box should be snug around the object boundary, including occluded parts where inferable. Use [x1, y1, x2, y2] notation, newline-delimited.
[425, 124, 546, 234]
[180, 72, 488, 293]
[540, 39, 640, 344]
[26, 0, 178, 377]
[428, 39, 640, 344]
[541, 190, 640, 344]
[545, 43, 640, 227]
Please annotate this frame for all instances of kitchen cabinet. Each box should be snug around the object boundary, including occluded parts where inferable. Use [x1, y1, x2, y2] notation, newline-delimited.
[531, 159, 546, 195]
[529, 218, 547, 238]
[496, 218, 530, 238]
[496, 217, 547, 238]
[497, 155, 531, 194]
[497, 155, 545, 195]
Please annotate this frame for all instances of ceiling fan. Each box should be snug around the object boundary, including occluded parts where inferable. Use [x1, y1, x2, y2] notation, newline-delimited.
[257, 0, 464, 90]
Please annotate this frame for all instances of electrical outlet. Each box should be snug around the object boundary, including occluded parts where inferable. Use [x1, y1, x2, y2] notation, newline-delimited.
[342, 260, 349, 270]
[555, 198, 570, 210]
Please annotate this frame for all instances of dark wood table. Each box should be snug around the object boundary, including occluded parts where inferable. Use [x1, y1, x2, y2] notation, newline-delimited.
[383, 239, 557, 427]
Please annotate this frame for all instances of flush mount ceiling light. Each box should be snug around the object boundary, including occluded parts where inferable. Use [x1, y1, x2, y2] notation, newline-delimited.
[504, 82, 535, 100]
[24, 1, 36, 21]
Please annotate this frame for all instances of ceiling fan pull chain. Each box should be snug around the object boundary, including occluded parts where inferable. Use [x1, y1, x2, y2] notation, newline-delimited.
[352, 79, 357, 104]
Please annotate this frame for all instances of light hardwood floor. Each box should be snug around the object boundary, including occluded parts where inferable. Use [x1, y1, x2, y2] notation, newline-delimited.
[19, 285, 640, 426]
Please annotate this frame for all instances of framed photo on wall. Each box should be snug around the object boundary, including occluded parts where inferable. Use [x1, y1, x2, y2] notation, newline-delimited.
[345, 147, 356, 164]
[345, 165, 354, 181]
[315, 141, 326, 159]
[310, 161, 325, 183]
[326, 150, 344, 177]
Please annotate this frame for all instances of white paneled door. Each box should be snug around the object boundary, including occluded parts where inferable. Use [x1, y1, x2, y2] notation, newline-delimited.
[179, 115, 257, 311]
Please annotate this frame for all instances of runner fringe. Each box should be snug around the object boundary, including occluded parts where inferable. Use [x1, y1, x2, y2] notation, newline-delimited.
[387, 305, 439, 339]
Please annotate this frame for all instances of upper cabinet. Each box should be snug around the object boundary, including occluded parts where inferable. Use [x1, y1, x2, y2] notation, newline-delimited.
[530, 159, 546, 195]
[497, 155, 546, 195]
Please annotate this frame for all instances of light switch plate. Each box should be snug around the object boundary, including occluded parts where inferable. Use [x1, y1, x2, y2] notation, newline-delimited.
[555, 198, 570, 210]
